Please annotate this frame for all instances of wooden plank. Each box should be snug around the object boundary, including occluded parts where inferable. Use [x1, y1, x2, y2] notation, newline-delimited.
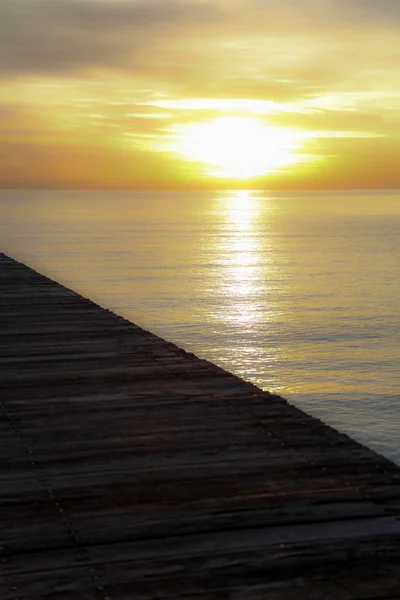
[1, 251, 400, 599]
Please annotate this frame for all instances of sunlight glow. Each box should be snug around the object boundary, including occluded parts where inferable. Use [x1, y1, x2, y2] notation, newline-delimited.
[152, 98, 289, 114]
[174, 117, 307, 179]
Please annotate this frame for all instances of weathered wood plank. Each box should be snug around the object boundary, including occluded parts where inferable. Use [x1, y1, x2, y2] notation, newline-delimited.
[1, 251, 400, 599]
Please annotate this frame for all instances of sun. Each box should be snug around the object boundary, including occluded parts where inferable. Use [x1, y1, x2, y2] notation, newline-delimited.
[174, 116, 306, 179]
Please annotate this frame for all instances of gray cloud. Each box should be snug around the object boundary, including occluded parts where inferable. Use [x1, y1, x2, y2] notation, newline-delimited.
[336, 0, 400, 22]
[0, 0, 225, 76]
[1, 0, 399, 90]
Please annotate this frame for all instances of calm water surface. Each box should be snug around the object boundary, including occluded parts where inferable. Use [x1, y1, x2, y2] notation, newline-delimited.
[1, 189, 399, 463]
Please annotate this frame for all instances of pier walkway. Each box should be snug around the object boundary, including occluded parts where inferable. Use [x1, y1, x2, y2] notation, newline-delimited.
[1, 252, 400, 599]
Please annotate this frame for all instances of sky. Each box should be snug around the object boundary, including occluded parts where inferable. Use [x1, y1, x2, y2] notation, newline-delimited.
[1, 0, 400, 190]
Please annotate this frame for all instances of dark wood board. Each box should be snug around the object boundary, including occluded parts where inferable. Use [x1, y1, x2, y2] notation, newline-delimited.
[1, 252, 400, 599]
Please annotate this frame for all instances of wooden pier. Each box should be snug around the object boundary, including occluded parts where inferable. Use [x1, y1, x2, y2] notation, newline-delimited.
[1, 252, 400, 599]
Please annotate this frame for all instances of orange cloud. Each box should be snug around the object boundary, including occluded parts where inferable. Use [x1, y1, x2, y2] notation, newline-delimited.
[1, 0, 400, 189]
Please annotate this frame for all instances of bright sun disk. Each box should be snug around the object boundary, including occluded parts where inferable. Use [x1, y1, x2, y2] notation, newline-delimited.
[174, 116, 306, 178]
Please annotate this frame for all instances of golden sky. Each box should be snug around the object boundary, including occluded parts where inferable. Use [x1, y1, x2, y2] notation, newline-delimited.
[1, 0, 400, 189]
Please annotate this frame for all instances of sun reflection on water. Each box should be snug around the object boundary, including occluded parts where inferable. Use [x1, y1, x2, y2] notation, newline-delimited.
[212, 190, 283, 388]
[219, 191, 271, 325]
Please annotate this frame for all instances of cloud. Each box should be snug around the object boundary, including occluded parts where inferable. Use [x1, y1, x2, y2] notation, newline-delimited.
[0, 0, 224, 76]
[2, 0, 400, 189]
[2, 0, 399, 81]
[334, 0, 400, 23]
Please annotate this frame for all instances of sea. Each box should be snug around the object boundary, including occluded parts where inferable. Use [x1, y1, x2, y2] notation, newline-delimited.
[1, 189, 399, 463]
